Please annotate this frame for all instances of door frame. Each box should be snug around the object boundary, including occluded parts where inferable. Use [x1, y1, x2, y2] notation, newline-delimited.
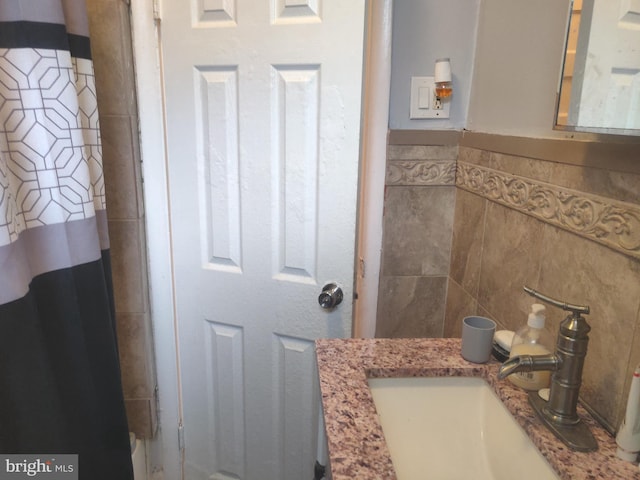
[129, 1, 392, 476]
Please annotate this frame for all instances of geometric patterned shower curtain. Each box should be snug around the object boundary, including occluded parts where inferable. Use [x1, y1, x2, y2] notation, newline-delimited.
[0, 1, 133, 478]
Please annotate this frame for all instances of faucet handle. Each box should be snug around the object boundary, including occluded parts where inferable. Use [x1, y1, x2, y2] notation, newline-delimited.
[523, 286, 590, 316]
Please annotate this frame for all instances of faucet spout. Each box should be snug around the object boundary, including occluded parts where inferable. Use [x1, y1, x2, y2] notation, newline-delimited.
[497, 354, 560, 380]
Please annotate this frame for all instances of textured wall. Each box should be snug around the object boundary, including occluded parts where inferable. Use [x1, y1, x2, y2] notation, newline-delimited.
[382, 130, 640, 433]
[467, 0, 571, 136]
[445, 136, 640, 432]
[376, 137, 457, 337]
[389, 0, 479, 130]
[86, 0, 157, 438]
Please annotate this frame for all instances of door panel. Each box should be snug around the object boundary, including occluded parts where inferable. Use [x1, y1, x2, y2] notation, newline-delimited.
[195, 66, 242, 272]
[159, 0, 365, 478]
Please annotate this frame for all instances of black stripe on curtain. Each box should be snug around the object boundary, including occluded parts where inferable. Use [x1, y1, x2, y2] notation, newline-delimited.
[0, 251, 133, 480]
[0, 21, 92, 59]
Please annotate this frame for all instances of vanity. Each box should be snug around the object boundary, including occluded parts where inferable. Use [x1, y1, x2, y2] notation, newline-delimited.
[316, 338, 640, 479]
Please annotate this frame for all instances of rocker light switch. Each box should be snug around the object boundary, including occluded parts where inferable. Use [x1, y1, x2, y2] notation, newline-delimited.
[418, 86, 431, 109]
[410, 76, 450, 119]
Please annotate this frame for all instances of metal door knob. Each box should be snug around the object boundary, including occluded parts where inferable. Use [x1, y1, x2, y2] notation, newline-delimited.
[318, 283, 343, 309]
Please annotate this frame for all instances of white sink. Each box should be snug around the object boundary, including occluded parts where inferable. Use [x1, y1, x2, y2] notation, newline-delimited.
[368, 376, 559, 480]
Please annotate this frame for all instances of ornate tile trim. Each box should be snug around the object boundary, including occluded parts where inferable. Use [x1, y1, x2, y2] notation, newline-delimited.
[457, 161, 640, 260]
[386, 160, 457, 186]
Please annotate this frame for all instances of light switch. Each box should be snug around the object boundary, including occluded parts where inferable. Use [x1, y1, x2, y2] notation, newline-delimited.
[418, 87, 431, 109]
[410, 76, 450, 119]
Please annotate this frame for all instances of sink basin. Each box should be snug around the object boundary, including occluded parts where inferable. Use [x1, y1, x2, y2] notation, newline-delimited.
[368, 376, 559, 480]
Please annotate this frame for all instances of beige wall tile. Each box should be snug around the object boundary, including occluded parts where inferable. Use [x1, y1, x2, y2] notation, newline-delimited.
[458, 146, 491, 166]
[382, 186, 455, 277]
[87, 0, 136, 116]
[88, 0, 155, 438]
[443, 278, 477, 338]
[477, 304, 494, 325]
[388, 145, 458, 161]
[449, 188, 486, 297]
[536, 225, 640, 429]
[125, 398, 158, 439]
[102, 115, 140, 220]
[548, 162, 640, 205]
[108, 220, 145, 313]
[488, 151, 552, 182]
[117, 312, 154, 399]
[378, 139, 458, 339]
[416, 133, 640, 431]
[477, 202, 545, 330]
[376, 276, 447, 338]
[456, 160, 640, 262]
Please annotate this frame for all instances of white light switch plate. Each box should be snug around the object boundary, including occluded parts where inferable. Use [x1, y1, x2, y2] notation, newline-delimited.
[410, 76, 450, 119]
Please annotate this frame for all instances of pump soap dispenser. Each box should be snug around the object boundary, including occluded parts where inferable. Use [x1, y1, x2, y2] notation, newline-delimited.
[508, 303, 553, 391]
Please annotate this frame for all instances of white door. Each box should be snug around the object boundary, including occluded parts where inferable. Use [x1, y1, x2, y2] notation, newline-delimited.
[571, 0, 640, 129]
[159, 1, 365, 479]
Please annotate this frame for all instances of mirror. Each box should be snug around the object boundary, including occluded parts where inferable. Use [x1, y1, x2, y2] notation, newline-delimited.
[556, 0, 640, 135]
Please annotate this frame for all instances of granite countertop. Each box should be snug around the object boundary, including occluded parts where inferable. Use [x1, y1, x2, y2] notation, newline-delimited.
[315, 337, 640, 480]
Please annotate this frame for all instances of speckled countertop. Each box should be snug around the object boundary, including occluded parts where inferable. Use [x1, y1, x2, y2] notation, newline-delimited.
[316, 338, 640, 480]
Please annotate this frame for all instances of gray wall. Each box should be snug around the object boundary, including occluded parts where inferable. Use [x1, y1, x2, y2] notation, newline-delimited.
[389, 0, 480, 130]
[467, 0, 572, 136]
[390, 0, 574, 137]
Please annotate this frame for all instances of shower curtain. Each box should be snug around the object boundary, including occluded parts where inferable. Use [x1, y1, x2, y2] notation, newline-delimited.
[0, 1, 133, 479]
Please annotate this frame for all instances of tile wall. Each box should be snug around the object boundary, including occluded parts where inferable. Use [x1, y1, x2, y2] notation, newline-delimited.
[87, 0, 157, 438]
[375, 138, 458, 337]
[379, 130, 640, 431]
[446, 139, 640, 432]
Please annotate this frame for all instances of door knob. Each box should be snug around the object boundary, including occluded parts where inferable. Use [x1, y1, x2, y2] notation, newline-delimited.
[318, 283, 343, 309]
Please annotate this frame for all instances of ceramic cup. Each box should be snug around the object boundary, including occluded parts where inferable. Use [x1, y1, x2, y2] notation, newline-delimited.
[461, 316, 496, 363]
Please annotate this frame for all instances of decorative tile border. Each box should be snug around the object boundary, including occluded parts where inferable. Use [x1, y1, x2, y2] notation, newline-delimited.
[386, 160, 457, 186]
[457, 161, 640, 260]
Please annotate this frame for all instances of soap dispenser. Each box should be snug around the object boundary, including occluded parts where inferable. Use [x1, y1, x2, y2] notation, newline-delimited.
[508, 303, 553, 391]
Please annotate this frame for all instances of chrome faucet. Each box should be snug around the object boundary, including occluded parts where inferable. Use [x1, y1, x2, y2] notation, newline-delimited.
[497, 286, 598, 452]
